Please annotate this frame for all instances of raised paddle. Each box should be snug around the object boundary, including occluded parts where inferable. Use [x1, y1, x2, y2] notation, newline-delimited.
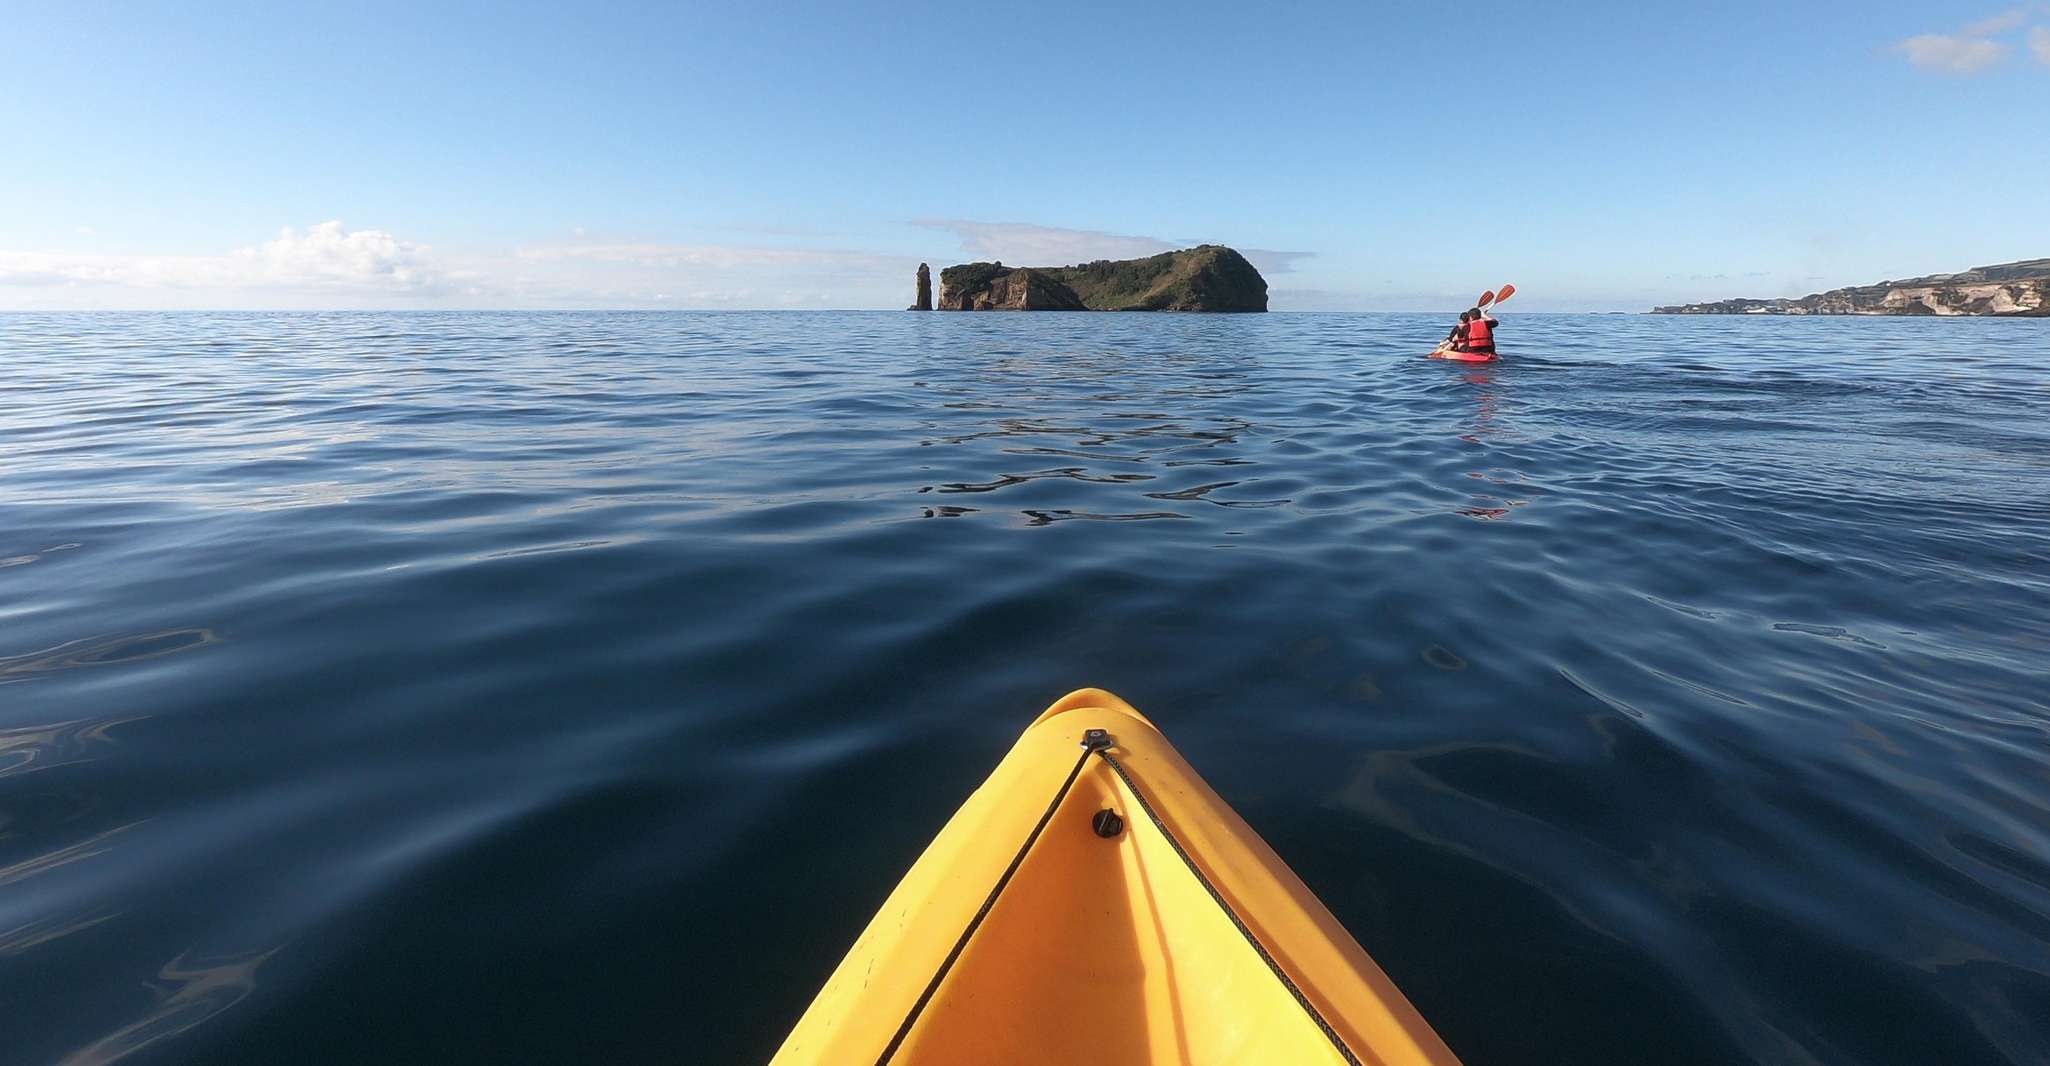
[1492, 283, 1515, 307]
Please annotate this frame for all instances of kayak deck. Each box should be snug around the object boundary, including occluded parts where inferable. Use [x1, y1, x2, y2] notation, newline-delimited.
[771, 689, 1459, 1066]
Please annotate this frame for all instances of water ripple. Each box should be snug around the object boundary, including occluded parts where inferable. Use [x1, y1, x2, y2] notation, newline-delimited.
[0, 630, 219, 680]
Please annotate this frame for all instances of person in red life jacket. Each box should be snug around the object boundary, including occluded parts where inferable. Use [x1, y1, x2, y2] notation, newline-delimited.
[1456, 306, 1497, 355]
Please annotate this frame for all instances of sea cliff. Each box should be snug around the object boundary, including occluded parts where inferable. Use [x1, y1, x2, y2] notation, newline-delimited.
[937, 245, 1268, 312]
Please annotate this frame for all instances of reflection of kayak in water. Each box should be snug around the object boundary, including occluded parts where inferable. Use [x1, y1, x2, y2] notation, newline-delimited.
[1428, 346, 1498, 363]
[771, 688, 1462, 1066]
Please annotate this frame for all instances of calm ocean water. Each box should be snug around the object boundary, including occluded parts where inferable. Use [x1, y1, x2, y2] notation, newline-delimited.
[2, 310, 2047, 1064]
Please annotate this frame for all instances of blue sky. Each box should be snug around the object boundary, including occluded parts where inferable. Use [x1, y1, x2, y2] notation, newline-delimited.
[3, 0, 2045, 311]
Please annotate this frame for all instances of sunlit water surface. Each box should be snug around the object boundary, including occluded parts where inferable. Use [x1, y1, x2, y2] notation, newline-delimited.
[2, 311, 2047, 1064]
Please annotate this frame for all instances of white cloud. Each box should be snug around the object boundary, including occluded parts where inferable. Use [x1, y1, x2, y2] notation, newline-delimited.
[912, 218, 1312, 275]
[1893, 7, 2050, 73]
[1963, 7, 2031, 35]
[231, 221, 436, 289]
[0, 221, 440, 297]
[1896, 33, 2010, 73]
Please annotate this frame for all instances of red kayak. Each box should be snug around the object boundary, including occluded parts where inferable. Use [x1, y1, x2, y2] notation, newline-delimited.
[1428, 347, 1498, 363]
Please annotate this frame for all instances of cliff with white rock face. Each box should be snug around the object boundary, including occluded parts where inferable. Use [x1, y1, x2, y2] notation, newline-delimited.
[1653, 259, 2050, 316]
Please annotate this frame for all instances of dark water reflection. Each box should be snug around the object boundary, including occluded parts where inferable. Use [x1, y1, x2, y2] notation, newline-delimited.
[1, 311, 2047, 1064]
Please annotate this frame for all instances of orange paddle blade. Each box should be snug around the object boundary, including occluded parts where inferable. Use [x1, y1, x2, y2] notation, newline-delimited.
[1476, 290, 1495, 308]
[1493, 283, 1515, 306]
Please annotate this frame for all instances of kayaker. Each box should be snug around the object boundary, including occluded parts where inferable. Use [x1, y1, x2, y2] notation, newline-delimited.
[1438, 310, 1472, 354]
[1456, 306, 1497, 356]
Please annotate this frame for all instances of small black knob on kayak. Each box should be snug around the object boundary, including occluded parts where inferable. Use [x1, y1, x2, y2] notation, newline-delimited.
[1091, 808, 1125, 838]
[1080, 729, 1114, 752]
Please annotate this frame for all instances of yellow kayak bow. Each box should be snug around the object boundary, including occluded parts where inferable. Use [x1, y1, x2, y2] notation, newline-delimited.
[771, 689, 1461, 1066]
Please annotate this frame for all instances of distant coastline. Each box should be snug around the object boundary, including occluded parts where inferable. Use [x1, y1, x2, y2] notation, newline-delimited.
[1652, 258, 2050, 316]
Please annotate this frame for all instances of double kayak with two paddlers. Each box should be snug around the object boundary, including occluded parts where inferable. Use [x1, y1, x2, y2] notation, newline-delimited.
[1428, 283, 1513, 363]
[770, 689, 1461, 1066]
